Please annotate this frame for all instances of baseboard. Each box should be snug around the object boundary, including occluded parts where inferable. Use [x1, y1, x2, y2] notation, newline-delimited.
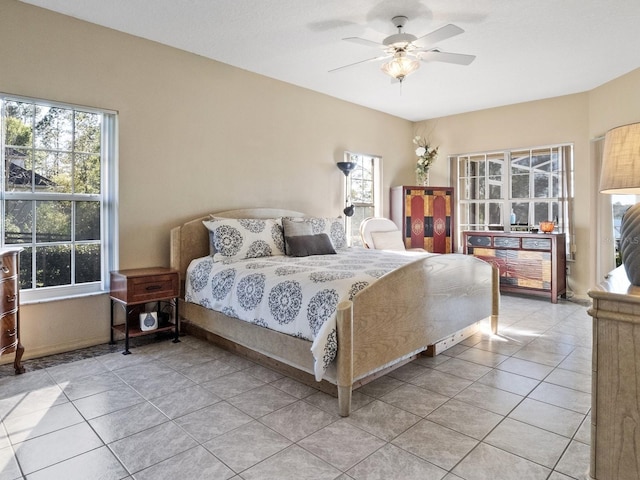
[0, 335, 110, 365]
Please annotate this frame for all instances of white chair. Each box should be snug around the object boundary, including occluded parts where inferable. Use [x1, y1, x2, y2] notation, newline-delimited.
[359, 217, 406, 251]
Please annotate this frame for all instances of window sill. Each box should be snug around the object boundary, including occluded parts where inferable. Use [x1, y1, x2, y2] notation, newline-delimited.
[20, 289, 108, 306]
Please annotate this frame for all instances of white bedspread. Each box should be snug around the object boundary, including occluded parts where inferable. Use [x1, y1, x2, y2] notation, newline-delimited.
[185, 247, 430, 380]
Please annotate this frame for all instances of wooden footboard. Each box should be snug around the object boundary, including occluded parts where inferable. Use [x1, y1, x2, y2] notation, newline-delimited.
[335, 253, 496, 415]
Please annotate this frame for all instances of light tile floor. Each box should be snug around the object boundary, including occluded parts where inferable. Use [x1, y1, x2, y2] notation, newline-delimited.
[0, 294, 593, 480]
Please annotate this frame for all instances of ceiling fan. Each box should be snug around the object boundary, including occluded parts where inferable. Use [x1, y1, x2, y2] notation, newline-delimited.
[330, 16, 475, 83]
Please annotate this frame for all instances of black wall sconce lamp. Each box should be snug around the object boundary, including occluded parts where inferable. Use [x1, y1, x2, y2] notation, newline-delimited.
[337, 161, 356, 217]
[337, 161, 356, 176]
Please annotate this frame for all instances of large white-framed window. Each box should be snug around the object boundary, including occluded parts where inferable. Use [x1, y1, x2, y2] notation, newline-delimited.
[1, 94, 117, 303]
[343, 152, 382, 246]
[453, 144, 574, 257]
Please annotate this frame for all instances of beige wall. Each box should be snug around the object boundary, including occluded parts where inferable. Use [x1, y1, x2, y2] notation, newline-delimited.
[2, 0, 640, 360]
[418, 68, 640, 299]
[588, 68, 640, 137]
[0, 0, 414, 360]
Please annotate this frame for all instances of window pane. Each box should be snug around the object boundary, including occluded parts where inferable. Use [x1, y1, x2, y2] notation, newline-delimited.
[34, 106, 73, 151]
[511, 151, 530, 171]
[477, 177, 486, 198]
[511, 173, 530, 198]
[350, 179, 366, 203]
[551, 173, 560, 197]
[534, 202, 553, 223]
[19, 247, 32, 290]
[361, 162, 373, 182]
[5, 148, 33, 191]
[36, 244, 71, 287]
[488, 203, 502, 225]
[512, 202, 529, 224]
[475, 204, 486, 225]
[36, 200, 71, 242]
[74, 111, 101, 153]
[459, 178, 470, 200]
[488, 160, 503, 176]
[459, 158, 469, 177]
[462, 203, 477, 228]
[531, 149, 552, 172]
[76, 243, 101, 283]
[76, 202, 100, 241]
[74, 154, 101, 194]
[477, 160, 486, 177]
[34, 150, 71, 193]
[534, 172, 549, 198]
[489, 183, 502, 199]
[5, 102, 34, 146]
[5, 200, 32, 244]
[465, 158, 476, 176]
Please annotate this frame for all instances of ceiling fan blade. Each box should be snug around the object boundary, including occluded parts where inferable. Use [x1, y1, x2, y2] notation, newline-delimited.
[414, 24, 464, 48]
[329, 54, 391, 73]
[343, 36, 383, 48]
[418, 50, 476, 66]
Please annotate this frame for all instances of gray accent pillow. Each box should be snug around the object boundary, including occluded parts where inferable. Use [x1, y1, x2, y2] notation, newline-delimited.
[282, 216, 347, 251]
[286, 233, 336, 257]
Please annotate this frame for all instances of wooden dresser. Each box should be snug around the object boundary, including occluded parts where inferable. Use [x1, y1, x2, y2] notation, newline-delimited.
[463, 231, 566, 303]
[0, 248, 25, 374]
[390, 186, 454, 253]
[588, 266, 640, 480]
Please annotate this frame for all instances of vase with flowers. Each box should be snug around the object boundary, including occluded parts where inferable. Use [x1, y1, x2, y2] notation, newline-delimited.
[413, 135, 438, 186]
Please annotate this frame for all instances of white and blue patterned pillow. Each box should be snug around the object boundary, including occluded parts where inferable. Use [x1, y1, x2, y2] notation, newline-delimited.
[282, 216, 347, 251]
[202, 218, 285, 262]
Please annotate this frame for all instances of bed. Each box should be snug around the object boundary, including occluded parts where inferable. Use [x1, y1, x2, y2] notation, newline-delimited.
[170, 208, 499, 416]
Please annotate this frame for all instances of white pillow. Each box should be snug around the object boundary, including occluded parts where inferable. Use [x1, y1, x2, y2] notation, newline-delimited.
[370, 230, 406, 251]
[203, 218, 285, 262]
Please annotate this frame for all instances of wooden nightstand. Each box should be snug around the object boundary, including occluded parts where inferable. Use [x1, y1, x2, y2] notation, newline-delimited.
[110, 267, 180, 354]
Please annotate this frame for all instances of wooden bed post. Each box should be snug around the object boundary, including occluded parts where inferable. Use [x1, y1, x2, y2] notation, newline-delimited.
[336, 301, 354, 417]
[491, 264, 500, 335]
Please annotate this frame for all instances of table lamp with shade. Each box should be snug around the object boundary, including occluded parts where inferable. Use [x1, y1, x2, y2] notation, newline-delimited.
[599, 122, 640, 285]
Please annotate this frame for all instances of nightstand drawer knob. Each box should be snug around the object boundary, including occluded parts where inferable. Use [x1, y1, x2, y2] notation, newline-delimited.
[1, 266, 9, 274]
[6, 328, 16, 337]
[6, 294, 15, 303]
[145, 285, 162, 291]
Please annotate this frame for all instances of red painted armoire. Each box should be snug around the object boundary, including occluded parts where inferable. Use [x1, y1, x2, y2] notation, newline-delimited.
[390, 186, 454, 253]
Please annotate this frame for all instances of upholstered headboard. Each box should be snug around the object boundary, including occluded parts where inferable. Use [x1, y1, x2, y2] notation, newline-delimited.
[170, 208, 305, 294]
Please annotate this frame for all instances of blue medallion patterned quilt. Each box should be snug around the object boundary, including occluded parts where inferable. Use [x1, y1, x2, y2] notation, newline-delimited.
[185, 248, 430, 380]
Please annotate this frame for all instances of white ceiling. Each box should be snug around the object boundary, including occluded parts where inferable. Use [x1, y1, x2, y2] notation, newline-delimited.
[19, 0, 640, 122]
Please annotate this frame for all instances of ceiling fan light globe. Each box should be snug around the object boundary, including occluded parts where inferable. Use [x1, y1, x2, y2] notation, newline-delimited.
[381, 56, 419, 81]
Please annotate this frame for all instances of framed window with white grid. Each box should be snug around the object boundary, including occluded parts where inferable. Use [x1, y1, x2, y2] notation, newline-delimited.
[1, 94, 117, 302]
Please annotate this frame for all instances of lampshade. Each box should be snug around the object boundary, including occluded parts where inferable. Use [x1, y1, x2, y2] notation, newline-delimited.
[599, 123, 640, 194]
[599, 122, 640, 285]
[381, 53, 419, 82]
[337, 161, 356, 176]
